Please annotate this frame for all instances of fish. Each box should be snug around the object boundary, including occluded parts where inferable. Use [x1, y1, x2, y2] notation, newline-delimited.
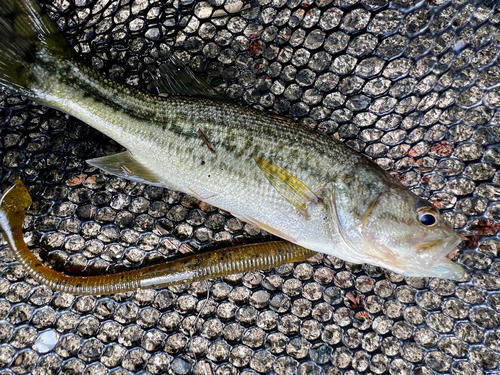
[0, 0, 465, 283]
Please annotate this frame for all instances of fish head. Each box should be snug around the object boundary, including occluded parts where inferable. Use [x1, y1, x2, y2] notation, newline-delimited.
[356, 184, 465, 279]
[328, 171, 465, 280]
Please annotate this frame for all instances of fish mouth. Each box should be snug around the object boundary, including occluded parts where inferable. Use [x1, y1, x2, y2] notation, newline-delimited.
[433, 232, 463, 260]
[444, 233, 464, 256]
[413, 229, 463, 260]
[416, 238, 445, 253]
[401, 233, 465, 279]
[363, 231, 465, 279]
[418, 234, 465, 280]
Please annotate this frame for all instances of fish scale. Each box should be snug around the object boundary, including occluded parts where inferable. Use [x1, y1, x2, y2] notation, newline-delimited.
[1, 0, 500, 373]
[39, 58, 344, 195]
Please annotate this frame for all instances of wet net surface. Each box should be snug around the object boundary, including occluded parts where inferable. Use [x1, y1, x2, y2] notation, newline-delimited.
[0, 0, 500, 374]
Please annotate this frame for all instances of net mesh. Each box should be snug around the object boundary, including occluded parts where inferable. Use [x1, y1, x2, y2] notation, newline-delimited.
[0, 0, 499, 374]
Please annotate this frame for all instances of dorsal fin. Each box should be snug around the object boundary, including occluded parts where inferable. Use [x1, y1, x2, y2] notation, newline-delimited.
[148, 53, 227, 101]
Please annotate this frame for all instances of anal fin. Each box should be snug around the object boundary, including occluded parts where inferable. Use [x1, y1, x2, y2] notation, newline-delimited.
[86, 151, 167, 188]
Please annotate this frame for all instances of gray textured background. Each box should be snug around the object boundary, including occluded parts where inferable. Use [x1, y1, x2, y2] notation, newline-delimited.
[0, 0, 499, 374]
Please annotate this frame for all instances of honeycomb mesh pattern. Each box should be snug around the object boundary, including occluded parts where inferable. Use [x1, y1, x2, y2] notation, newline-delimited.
[0, 0, 499, 374]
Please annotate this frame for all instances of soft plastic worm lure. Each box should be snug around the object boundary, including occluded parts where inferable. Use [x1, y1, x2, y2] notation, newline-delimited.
[0, 180, 316, 295]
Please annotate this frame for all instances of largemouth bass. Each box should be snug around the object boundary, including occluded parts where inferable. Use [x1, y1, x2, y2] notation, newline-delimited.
[0, 0, 464, 280]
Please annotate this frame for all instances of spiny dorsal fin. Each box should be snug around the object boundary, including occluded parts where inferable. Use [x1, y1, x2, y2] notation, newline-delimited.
[255, 157, 318, 213]
[148, 53, 227, 101]
[86, 151, 167, 188]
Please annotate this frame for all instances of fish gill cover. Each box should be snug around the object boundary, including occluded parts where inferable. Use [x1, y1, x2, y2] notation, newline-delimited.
[0, 0, 499, 374]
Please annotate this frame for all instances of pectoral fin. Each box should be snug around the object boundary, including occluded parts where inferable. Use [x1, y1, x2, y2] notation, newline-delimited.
[87, 151, 167, 188]
[255, 157, 318, 213]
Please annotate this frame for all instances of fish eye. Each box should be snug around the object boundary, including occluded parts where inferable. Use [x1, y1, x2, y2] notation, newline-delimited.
[418, 209, 438, 227]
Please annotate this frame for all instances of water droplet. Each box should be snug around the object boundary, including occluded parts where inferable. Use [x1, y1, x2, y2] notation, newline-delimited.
[33, 330, 59, 353]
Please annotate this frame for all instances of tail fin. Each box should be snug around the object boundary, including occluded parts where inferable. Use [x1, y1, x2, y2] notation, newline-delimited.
[0, 0, 71, 96]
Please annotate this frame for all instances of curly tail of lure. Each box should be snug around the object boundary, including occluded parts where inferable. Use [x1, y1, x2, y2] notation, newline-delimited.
[0, 181, 316, 295]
